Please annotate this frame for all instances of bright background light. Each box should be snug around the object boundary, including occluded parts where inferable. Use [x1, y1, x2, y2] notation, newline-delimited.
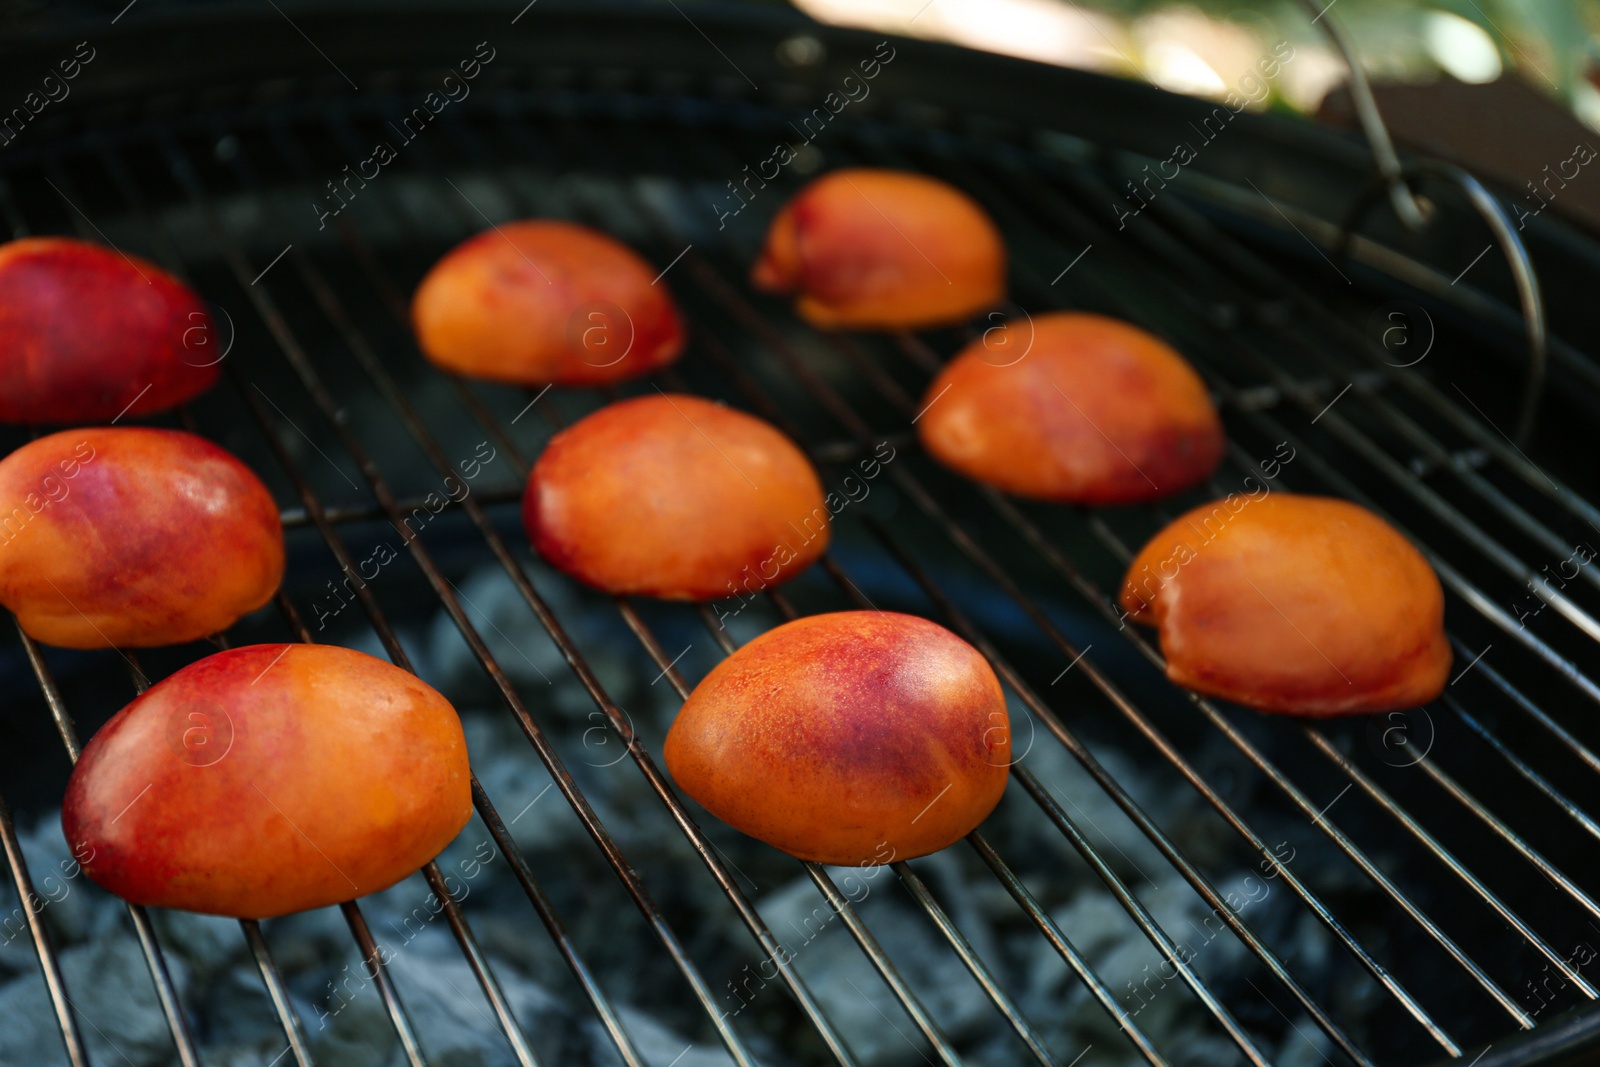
[1423, 11, 1504, 84]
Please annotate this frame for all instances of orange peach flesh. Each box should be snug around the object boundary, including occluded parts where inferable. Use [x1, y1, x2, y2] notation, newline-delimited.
[664, 611, 1010, 865]
[917, 312, 1224, 504]
[412, 220, 684, 387]
[0, 427, 284, 649]
[751, 168, 1006, 331]
[61, 644, 472, 919]
[525, 394, 829, 600]
[1120, 494, 1451, 716]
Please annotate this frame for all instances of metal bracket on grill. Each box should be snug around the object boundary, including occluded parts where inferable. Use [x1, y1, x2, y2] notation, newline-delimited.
[1296, 0, 1431, 232]
[1336, 161, 1550, 446]
[1297, 0, 1550, 446]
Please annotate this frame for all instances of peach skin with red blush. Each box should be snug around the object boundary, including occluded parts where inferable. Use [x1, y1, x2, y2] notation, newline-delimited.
[0, 237, 218, 424]
[0, 427, 284, 648]
[61, 644, 471, 918]
[525, 394, 828, 600]
[918, 312, 1223, 504]
[665, 611, 1010, 865]
[412, 220, 684, 387]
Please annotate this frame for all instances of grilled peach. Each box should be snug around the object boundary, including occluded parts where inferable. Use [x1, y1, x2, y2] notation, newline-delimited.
[664, 611, 1009, 865]
[412, 220, 684, 386]
[751, 168, 1005, 330]
[1120, 494, 1450, 716]
[525, 394, 828, 600]
[0, 428, 283, 648]
[918, 312, 1223, 504]
[61, 644, 472, 918]
[0, 237, 218, 424]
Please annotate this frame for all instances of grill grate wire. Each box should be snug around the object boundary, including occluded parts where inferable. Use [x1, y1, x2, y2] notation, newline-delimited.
[0, 70, 1597, 1067]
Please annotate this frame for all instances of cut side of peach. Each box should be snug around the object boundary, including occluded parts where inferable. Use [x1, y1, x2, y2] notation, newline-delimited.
[918, 312, 1223, 504]
[751, 168, 1005, 331]
[525, 394, 828, 600]
[412, 220, 684, 386]
[1121, 494, 1451, 716]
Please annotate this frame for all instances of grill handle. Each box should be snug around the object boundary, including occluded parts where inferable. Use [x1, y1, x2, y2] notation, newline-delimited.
[1336, 160, 1550, 446]
[1298, 0, 1431, 231]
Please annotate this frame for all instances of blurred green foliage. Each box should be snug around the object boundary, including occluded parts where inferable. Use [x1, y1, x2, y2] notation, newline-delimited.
[1074, 0, 1596, 101]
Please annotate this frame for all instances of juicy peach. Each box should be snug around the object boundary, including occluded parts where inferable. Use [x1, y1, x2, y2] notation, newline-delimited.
[61, 644, 472, 918]
[0, 237, 218, 423]
[664, 611, 1010, 865]
[0, 428, 284, 648]
[525, 394, 828, 600]
[918, 312, 1223, 504]
[411, 220, 684, 386]
[751, 168, 1005, 330]
[1120, 494, 1451, 716]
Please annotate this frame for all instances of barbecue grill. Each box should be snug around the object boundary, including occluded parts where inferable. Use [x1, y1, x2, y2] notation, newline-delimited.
[3, 2, 1600, 1065]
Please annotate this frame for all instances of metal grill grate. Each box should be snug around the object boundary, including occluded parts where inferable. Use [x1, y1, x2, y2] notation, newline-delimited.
[3, 20, 1600, 1067]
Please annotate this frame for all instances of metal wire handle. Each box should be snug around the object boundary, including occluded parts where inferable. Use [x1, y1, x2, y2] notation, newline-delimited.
[1335, 161, 1549, 446]
[1297, 0, 1430, 230]
[1301, 0, 1549, 444]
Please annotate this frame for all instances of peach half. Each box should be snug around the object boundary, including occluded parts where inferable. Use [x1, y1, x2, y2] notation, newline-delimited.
[412, 220, 684, 386]
[1120, 493, 1451, 716]
[917, 312, 1224, 504]
[751, 168, 1005, 331]
[0, 237, 219, 424]
[524, 394, 828, 600]
[0, 427, 284, 648]
[664, 611, 1010, 865]
[61, 644, 472, 918]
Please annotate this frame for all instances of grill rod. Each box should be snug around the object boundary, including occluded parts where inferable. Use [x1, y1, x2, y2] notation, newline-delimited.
[879, 164, 1588, 1001]
[826, 222, 1597, 1010]
[6, 626, 205, 1067]
[915, 137, 1600, 922]
[550, 95, 1465, 1055]
[367, 107, 1186, 1065]
[12, 79, 1600, 1062]
[669, 233, 1449, 1057]
[499, 97, 1414, 1062]
[281, 113, 1039, 1065]
[1109, 151, 1597, 533]
[47, 150, 553, 1067]
[875, 123, 1600, 723]
[888, 138, 1600, 1004]
[236, 102, 1171, 1067]
[154, 131, 793, 1067]
[476, 89, 1600, 1049]
[1443, 674, 1600, 831]
[1011, 151, 1600, 705]
[31, 158, 540, 1067]
[196, 123, 861, 1067]
[0, 782, 87, 1066]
